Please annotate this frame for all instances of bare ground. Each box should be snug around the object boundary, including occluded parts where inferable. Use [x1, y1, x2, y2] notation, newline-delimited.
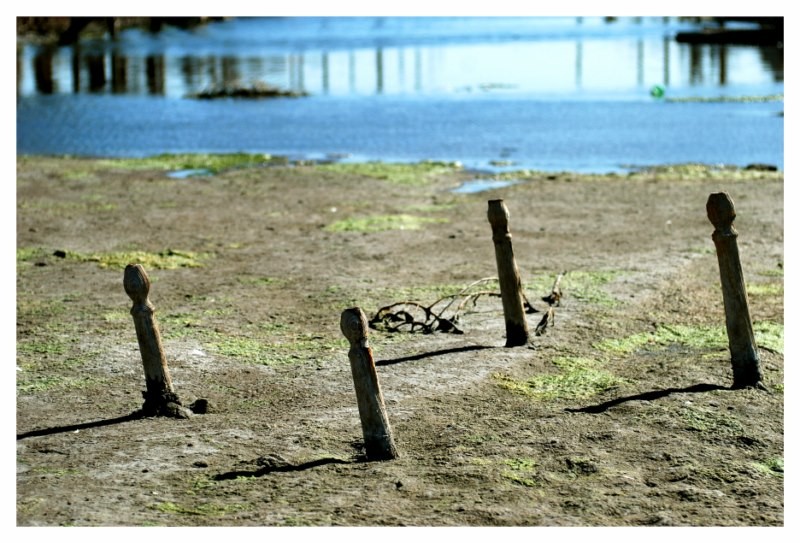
[15, 156, 784, 527]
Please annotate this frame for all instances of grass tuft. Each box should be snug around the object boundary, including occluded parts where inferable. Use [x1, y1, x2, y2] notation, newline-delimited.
[98, 153, 275, 174]
[325, 214, 447, 233]
[596, 322, 783, 355]
[314, 160, 462, 186]
[494, 356, 626, 401]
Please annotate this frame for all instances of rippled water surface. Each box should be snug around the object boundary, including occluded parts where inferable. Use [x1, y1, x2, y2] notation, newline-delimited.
[16, 16, 784, 173]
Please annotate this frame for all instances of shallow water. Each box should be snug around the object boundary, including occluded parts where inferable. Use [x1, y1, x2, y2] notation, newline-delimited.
[451, 178, 520, 194]
[16, 16, 784, 173]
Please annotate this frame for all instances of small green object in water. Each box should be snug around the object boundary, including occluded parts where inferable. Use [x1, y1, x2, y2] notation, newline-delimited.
[650, 85, 665, 99]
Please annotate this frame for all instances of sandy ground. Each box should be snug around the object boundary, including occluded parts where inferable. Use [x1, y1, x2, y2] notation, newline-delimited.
[15, 156, 783, 527]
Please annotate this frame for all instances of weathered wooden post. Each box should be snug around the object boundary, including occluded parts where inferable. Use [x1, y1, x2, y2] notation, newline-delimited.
[124, 263, 192, 417]
[706, 192, 764, 389]
[340, 307, 398, 460]
[487, 199, 530, 347]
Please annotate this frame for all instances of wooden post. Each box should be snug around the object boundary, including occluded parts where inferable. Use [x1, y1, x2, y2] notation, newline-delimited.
[706, 193, 764, 389]
[340, 307, 398, 461]
[487, 199, 530, 347]
[124, 264, 191, 417]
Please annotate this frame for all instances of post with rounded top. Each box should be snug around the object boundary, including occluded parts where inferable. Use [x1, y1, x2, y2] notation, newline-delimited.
[341, 307, 398, 461]
[706, 193, 764, 389]
[124, 263, 191, 417]
[487, 199, 530, 347]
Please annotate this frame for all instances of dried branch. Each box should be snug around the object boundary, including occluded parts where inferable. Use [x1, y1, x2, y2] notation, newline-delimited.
[534, 306, 555, 336]
[368, 273, 564, 335]
[541, 271, 565, 307]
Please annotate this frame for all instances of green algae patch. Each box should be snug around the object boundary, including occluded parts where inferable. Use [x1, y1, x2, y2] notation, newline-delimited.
[665, 94, 783, 103]
[325, 214, 448, 233]
[747, 283, 783, 297]
[596, 324, 725, 355]
[166, 320, 349, 367]
[17, 375, 107, 394]
[753, 322, 784, 354]
[78, 249, 210, 270]
[597, 322, 783, 355]
[758, 268, 784, 278]
[501, 458, 540, 487]
[209, 336, 300, 366]
[405, 202, 458, 213]
[97, 153, 275, 174]
[151, 501, 249, 517]
[17, 247, 47, 263]
[237, 276, 289, 287]
[752, 457, 784, 478]
[680, 405, 744, 435]
[634, 163, 782, 179]
[525, 270, 620, 307]
[315, 160, 463, 186]
[17, 339, 67, 357]
[494, 356, 626, 401]
[18, 246, 210, 270]
[209, 334, 348, 366]
[466, 457, 540, 488]
[376, 282, 483, 302]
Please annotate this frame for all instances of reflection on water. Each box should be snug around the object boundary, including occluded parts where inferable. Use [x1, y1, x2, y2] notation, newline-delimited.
[17, 16, 784, 99]
[451, 178, 520, 194]
[16, 17, 784, 172]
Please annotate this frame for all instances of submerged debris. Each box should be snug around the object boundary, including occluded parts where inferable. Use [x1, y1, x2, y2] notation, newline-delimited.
[188, 81, 308, 100]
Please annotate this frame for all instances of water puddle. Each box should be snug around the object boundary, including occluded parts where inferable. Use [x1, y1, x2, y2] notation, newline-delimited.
[451, 178, 520, 194]
[167, 168, 213, 179]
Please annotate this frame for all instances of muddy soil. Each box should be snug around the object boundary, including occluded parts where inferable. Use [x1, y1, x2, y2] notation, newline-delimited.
[15, 156, 784, 527]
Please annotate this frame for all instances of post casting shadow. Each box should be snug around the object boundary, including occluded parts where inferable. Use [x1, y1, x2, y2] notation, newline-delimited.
[566, 382, 730, 414]
[213, 457, 355, 481]
[376, 345, 495, 366]
[17, 410, 145, 440]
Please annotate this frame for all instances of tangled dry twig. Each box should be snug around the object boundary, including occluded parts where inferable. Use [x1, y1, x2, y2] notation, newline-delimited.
[534, 272, 565, 336]
[369, 274, 566, 335]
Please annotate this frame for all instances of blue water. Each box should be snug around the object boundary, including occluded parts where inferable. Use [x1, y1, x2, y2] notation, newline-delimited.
[16, 16, 784, 173]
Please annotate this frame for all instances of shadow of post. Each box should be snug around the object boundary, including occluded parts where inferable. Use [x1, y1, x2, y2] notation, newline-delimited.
[566, 383, 730, 414]
[213, 457, 355, 481]
[16, 411, 145, 440]
[375, 345, 495, 366]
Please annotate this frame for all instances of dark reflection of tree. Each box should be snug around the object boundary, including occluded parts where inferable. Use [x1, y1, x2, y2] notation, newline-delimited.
[297, 54, 305, 93]
[759, 46, 783, 82]
[246, 56, 266, 85]
[718, 45, 727, 85]
[221, 56, 239, 85]
[206, 56, 219, 86]
[127, 57, 144, 94]
[71, 44, 81, 93]
[689, 44, 703, 84]
[376, 47, 384, 94]
[87, 54, 107, 92]
[146, 55, 165, 95]
[322, 52, 329, 94]
[34, 46, 56, 94]
[414, 48, 422, 92]
[637, 39, 644, 86]
[349, 51, 356, 92]
[17, 46, 23, 97]
[180, 57, 196, 83]
[111, 53, 127, 93]
[288, 54, 305, 93]
[397, 48, 406, 92]
[19, 20, 787, 100]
